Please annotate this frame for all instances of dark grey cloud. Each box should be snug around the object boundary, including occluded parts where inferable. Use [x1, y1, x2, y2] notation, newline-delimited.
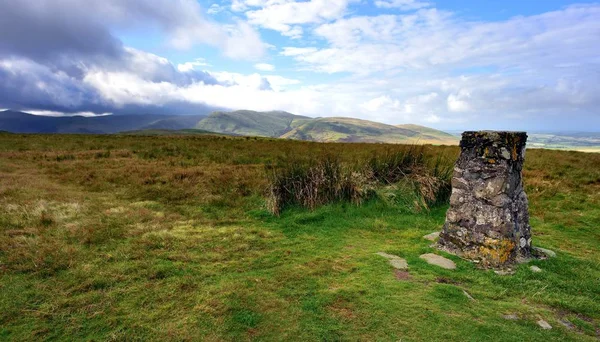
[0, 60, 219, 115]
[0, 0, 252, 115]
[0, 1, 124, 66]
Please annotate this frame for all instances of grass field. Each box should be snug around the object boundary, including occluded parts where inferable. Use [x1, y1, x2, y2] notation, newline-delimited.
[0, 133, 599, 341]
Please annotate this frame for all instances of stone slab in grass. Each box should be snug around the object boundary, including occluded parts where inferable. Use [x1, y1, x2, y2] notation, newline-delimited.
[419, 253, 456, 270]
[530, 265, 542, 273]
[376, 252, 408, 270]
[533, 247, 556, 258]
[537, 319, 552, 330]
[423, 231, 440, 242]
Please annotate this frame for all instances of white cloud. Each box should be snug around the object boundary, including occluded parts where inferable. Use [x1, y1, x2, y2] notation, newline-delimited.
[424, 114, 441, 123]
[374, 0, 430, 11]
[361, 95, 400, 112]
[171, 20, 266, 60]
[207, 4, 225, 15]
[27, 110, 112, 117]
[254, 63, 275, 71]
[178, 58, 211, 72]
[285, 6, 600, 74]
[241, 0, 355, 37]
[447, 90, 471, 112]
[281, 47, 319, 56]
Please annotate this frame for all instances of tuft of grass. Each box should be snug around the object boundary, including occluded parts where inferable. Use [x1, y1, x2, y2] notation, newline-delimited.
[266, 147, 452, 215]
[266, 154, 376, 215]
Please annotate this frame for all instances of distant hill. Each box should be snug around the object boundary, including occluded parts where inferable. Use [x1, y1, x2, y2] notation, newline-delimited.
[0, 110, 206, 134]
[527, 132, 600, 152]
[395, 124, 458, 144]
[197, 111, 457, 145]
[196, 110, 312, 137]
[283, 117, 458, 144]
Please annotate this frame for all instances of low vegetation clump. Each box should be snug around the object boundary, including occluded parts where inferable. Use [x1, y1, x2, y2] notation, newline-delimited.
[267, 146, 453, 215]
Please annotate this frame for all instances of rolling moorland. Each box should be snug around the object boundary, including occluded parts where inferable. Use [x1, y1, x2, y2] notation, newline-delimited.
[0, 132, 599, 341]
[0, 110, 458, 145]
[527, 133, 600, 153]
[3, 109, 600, 152]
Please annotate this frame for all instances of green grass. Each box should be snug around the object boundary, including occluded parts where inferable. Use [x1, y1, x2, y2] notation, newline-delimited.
[0, 134, 599, 341]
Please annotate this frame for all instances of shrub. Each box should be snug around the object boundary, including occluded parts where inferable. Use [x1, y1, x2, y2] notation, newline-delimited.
[266, 154, 375, 215]
[366, 145, 426, 184]
[266, 147, 452, 215]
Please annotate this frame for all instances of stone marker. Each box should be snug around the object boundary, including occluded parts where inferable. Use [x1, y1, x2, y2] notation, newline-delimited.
[419, 253, 456, 270]
[438, 131, 532, 267]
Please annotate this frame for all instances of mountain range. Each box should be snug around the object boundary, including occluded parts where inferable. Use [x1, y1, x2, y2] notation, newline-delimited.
[0, 109, 458, 145]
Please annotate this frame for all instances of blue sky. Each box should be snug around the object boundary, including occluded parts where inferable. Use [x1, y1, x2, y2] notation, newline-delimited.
[0, 0, 599, 131]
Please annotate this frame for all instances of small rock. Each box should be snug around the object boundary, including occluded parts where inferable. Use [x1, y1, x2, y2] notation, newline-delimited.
[389, 258, 408, 270]
[537, 319, 552, 330]
[503, 314, 519, 320]
[419, 253, 456, 270]
[558, 319, 575, 330]
[462, 290, 475, 301]
[423, 231, 440, 242]
[530, 266, 542, 273]
[533, 247, 556, 258]
[376, 252, 397, 259]
[494, 269, 515, 276]
[376, 252, 408, 270]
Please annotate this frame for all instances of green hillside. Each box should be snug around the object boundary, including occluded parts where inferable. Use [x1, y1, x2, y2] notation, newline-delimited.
[197, 111, 458, 145]
[282, 117, 415, 143]
[196, 110, 312, 137]
[283, 117, 457, 145]
[396, 124, 459, 144]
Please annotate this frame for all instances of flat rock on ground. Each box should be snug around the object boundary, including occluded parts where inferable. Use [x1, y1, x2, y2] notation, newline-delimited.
[423, 231, 440, 242]
[533, 247, 556, 258]
[530, 266, 542, 273]
[419, 253, 456, 270]
[494, 269, 515, 276]
[462, 290, 475, 301]
[559, 319, 575, 330]
[376, 252, 408, 270]
[537, 319, 552, 330]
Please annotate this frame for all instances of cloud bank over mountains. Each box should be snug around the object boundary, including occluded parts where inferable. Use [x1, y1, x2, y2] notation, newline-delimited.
[0, 0, 598, 130]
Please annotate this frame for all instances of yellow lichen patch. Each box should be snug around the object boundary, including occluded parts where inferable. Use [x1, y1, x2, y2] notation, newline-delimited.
[511, 135, 522, 161]
[478, 238, 516, 265]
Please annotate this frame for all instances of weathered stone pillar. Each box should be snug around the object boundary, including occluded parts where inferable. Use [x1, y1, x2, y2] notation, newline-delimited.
[438, 131, 531, 267]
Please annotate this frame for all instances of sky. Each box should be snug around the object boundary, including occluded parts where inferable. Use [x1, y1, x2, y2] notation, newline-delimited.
[0, 0, 599, 131]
